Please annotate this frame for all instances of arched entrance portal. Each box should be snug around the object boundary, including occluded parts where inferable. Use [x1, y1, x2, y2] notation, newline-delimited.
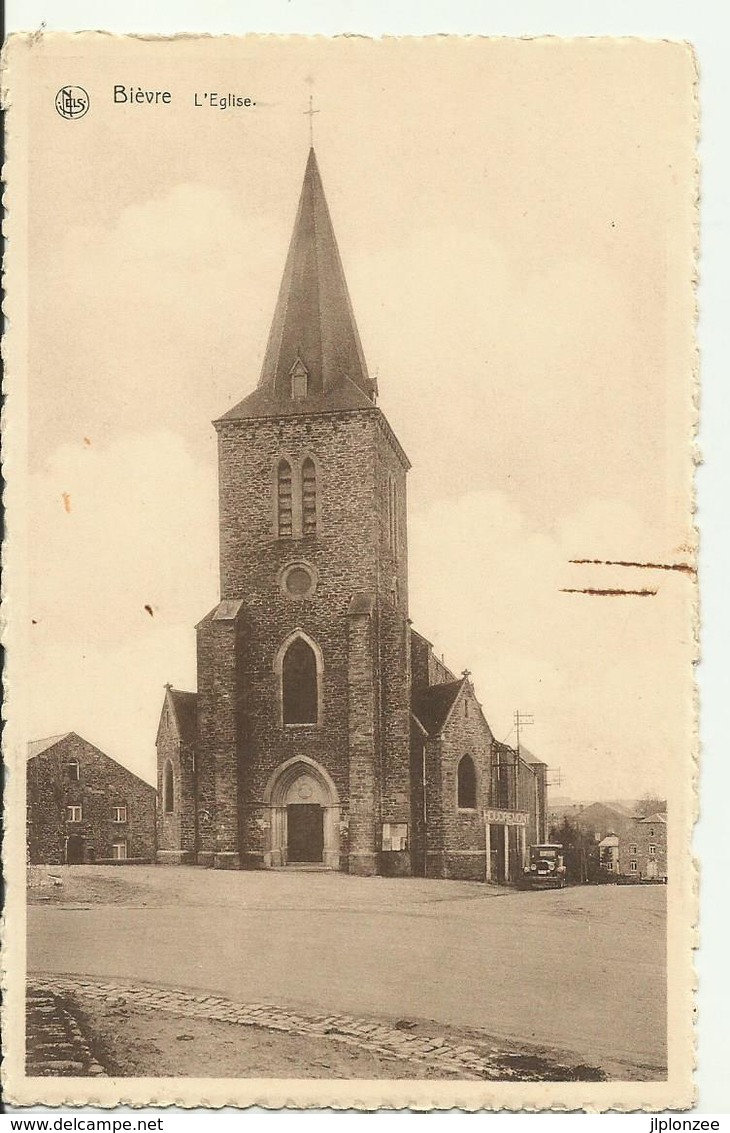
[264, 756, 340, 869]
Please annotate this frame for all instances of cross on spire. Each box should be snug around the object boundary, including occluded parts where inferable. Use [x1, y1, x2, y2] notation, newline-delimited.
[303, 92, 320, 146]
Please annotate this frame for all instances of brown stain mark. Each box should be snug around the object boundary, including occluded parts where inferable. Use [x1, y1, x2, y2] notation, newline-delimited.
[144, 604, 154, 617]
[560, 588, 657, 597]
[569, 558, 695, 576]
[61, 492, 71, 513]
[83, 437, 92, 447]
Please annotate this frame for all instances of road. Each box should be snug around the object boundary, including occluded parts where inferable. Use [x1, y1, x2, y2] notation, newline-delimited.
[27, 867, 667, 1079]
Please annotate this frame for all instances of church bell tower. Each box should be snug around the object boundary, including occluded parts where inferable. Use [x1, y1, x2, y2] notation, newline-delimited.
[194, 148, 413, 875]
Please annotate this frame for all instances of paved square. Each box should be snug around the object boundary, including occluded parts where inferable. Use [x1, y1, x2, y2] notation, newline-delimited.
[28, 867, 667, 1079]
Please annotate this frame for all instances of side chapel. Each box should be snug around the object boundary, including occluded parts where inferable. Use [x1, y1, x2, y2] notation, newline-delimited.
[156, 148, 548, 882]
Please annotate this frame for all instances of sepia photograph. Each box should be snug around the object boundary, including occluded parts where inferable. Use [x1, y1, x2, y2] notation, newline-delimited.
[3, 31, 697, 1110]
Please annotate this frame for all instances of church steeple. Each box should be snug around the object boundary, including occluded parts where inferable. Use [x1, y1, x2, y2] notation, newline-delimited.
[222, 148, 375, 421]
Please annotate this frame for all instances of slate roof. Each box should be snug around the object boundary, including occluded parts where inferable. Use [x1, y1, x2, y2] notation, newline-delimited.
[26, 733, 72, 760]
[212, 598, 245, 621]
[221, 148, 375, 423]
[167, 689, 198, 747]
[412, 679, 465, 737]
[220, 376, 374, 423]
[601, 800, 634, 816]
[517, 744, 547, 767]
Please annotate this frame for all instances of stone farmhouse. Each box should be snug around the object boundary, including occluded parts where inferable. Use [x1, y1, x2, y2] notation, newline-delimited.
[26, 732, 156, 865]
[156, 147, 548, 881]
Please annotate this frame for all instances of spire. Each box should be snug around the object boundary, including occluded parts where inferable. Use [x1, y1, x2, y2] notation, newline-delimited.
[221, 148, 374, 422]
[260, 147, 372, 400]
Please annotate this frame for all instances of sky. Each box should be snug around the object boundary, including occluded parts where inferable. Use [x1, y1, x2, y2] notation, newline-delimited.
[15, 34, 696, 798]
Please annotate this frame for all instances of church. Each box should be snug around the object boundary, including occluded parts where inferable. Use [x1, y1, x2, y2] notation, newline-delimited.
[156, 147, 548, 882]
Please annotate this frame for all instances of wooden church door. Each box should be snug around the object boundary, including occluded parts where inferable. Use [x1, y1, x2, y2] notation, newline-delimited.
[287, 804, 324, 863]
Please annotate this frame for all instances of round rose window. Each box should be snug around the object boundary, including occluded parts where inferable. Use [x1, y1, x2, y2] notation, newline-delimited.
[282, 563, 315, 598]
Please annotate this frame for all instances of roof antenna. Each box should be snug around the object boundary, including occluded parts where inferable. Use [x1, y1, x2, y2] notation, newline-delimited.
[303, 81, 320, 148]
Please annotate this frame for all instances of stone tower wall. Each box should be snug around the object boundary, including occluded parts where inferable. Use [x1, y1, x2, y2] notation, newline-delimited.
[197, 406, 412, 872]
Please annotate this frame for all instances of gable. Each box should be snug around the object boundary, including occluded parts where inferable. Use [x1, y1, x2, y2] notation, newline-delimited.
[412, 679, 464, 736]
[28, 733, 156, 792]
[156, 687, 198, 748]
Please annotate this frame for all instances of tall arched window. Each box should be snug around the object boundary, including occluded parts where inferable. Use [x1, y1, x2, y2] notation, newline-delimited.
[282, 636, 319, 724]
[457, 755, 477, 809]
[163, 760, 175, 814]
[277, 459, 293, 537]
[301, 458, 317, 536]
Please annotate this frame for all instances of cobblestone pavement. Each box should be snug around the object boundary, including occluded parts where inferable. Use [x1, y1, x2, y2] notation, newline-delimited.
[29, 975, 604, 1081]
[26, 987, 106, 1077]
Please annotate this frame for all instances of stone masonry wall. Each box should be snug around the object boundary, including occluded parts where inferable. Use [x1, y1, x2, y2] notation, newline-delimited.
[156, 703, 197, 857]
[409, 718, 428, 876]
[411, 633, 456, 693]
[195, 607, 247, 867]
[206, 407, 411, 871]
[27, 735, 156, 864]
[627, 816, 667, 879]
[346, 598, 379, 874]
[378, 599, 412, 875]
[427, 683, 494, 881]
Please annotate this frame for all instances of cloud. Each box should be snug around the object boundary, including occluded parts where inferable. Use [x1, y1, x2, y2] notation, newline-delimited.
[28, 431, 219, 781]
[31, 183, 287, 466]
[345, 220, 682, 549]
[409, 488, 691, 799]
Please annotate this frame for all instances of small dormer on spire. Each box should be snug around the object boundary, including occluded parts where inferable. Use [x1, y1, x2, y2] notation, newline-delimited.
[289, 358, 309, 400]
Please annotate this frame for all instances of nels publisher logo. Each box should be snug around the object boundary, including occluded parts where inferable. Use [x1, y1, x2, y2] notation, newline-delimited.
[55, 86, 90, 120]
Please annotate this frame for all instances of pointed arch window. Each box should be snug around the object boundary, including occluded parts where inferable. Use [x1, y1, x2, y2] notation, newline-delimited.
[277, 459, 293, 537]
[457, 754, 477, 810]
[302, 458, 317, 537]
[163, 760, 175, 814]
[282, 636, 319, 724]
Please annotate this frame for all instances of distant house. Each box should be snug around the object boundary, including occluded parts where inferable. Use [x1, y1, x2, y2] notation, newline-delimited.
[26, 733, 156, 864]
[568, 801, 636, 845]
[597, 833, 620, 874]
[627, 813, 667, 881]
[552, 799, 667, 881]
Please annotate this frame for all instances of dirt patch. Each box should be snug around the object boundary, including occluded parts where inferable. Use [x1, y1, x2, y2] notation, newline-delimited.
[493, 1052, 604, 1082]
[69, 996, 464, 1080]
[27, 868, 149, 908]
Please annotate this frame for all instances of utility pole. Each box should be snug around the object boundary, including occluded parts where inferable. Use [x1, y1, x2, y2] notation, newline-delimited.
[513, 710, 534, 813]
[514, 709, 534, 757]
